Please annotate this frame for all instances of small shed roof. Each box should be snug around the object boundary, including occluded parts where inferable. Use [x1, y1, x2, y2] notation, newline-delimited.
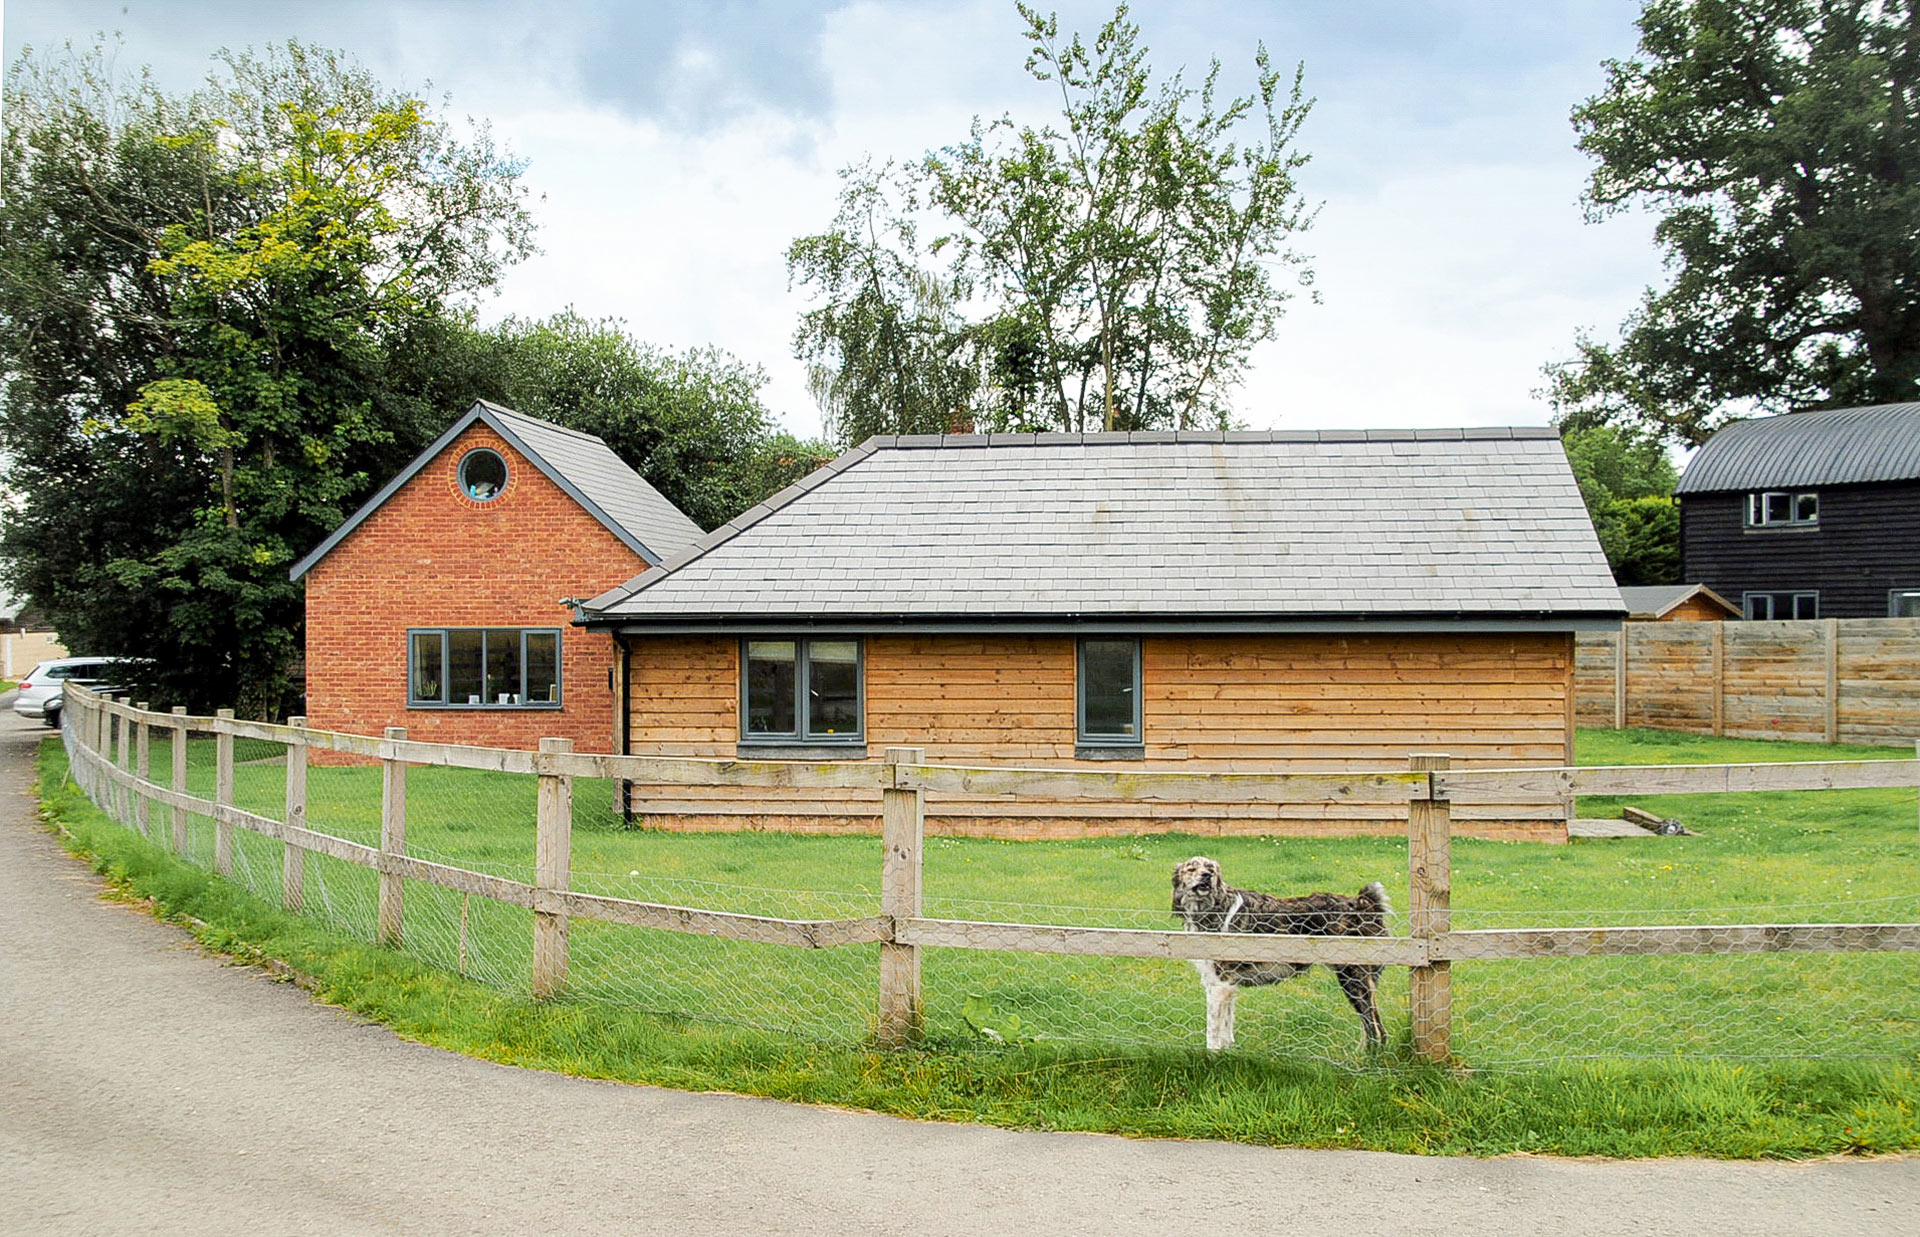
[1676, 402, 1920, 494]
[580, 427, 1623, 633]
[1616, 583, 1738, 620]
[289, 401, 702, 581]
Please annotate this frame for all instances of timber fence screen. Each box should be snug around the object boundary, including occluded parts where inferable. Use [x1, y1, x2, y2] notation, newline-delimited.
[60, 686, 1920, 1069]
[1577, 617, 1920, 744]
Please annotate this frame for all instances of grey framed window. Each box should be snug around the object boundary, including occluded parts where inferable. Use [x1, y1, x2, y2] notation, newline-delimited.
[408, 628, 561, 707]
[1891, 590, 1920, 618]
[458, 448, 508, 500]
[740, 639, 863, 744]
[1746, 490, 1818, 527]
[1077, 638, 1142, 756]
[1742, 591, 1819, 621]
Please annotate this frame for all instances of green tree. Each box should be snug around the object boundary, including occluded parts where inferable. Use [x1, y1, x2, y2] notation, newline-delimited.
[1559, 424, 1680, 584]
[0, 41, 535, 712]
[789, 3, 1316, 440]
[1592, 495, 1682, 587]
[788, 162, 980, 440]
[1548, 0, 1920, 445]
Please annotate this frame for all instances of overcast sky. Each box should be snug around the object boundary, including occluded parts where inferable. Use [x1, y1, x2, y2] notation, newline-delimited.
[3, 0, 1664, 437]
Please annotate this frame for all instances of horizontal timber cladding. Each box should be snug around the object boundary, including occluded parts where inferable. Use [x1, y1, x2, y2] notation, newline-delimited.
[1681, 481, 1920, 618]
[1574, 617, 1920, 743]
[622, 632, 1573, 841]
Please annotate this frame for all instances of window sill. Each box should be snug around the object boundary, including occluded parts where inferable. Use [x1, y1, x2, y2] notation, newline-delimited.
[1076, 744, 1145, 761]
[408, 702, 564, 711]
[737, 742, 868, 760]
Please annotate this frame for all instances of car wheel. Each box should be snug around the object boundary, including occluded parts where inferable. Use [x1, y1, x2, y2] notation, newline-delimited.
[43, 705, 60, 729]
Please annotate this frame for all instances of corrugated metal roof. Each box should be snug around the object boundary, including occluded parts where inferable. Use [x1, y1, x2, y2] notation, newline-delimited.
[289, 401, 702, 580]
[1676, 402, 1920, 494]
[581, 427, 1623, 627]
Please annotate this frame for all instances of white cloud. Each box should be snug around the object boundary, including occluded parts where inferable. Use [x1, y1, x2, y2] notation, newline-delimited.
[6, 0, 1666, 437]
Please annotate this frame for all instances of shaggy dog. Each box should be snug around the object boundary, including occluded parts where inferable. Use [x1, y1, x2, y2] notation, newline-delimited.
[1170, 856, 1390, 1052]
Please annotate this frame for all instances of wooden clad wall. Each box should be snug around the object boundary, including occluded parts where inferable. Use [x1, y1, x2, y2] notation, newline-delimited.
[622, 631, 1575, 841]
[1574, 617, 1920, 743]
[1681, 482, 1920, 618]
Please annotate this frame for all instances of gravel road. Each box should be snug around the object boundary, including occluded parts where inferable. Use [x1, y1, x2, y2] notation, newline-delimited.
[2, 702, 1916, 1235]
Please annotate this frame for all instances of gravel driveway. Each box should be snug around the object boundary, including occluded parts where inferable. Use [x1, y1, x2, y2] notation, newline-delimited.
[1, 701, 1915, 1235]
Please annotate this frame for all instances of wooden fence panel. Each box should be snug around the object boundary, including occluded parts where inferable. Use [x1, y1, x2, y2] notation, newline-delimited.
[1576, 617, 1920, 744]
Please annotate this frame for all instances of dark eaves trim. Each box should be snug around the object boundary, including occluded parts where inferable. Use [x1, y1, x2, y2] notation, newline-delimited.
[575, 611, 1627, 637]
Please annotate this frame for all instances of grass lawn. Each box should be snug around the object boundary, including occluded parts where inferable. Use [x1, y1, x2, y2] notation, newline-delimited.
[40, 727, 1920, 1157]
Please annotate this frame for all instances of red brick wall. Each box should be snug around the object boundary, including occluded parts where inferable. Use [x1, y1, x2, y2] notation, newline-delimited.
[302, 423, 647, 751]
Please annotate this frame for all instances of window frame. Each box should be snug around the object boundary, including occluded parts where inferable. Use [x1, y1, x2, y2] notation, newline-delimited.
[1745, 490, 1819, 528]
[1890, 590, 1920, 618]
[737, 637, 865, 748]
[457, 447, 509, 501]
[1741, 592, 1820, 621]
[1076, 637, 1144, 758]
[406, 626, 563, 709]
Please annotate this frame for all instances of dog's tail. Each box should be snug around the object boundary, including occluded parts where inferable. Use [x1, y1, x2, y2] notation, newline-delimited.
[1357, 881, 1391, 916]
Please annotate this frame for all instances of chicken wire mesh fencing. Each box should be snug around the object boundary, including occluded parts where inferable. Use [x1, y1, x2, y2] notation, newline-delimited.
[52, 702, 1920, 1070]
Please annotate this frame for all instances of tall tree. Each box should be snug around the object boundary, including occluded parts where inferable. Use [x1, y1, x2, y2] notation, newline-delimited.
[0, 41, 535, 712]
[789, 3, 1316, 441]
[787, 162, 979, 440]
[1549, 0, 1920, 445]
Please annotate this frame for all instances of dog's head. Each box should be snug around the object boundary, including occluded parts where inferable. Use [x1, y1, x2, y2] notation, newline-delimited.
[1171, 856, 1229, 916]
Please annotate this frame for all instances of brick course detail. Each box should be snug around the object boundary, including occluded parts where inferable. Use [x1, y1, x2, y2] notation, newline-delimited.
[303, 423, 645, 751]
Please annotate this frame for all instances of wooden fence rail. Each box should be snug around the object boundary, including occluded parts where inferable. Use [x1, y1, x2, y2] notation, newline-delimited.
[58, 685, 1920, 1065]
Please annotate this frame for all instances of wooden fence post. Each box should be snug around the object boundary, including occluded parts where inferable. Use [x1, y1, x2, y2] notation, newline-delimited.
[878, 746, 926, 1048]
[1613, 628, 1628, 730]
[532, 737, 574, 999]
[1824, 618, 1840, 743]
[1711, 622, 1725, 737]
[107, 699, 126, 824]
[378, 726, 407, 948]
[213, 708, 236, 876]
[170, 707, 189, 855]
[283, 717, 308, 913]
[134, 703, 151, 838]
[1408, 752, 1453, 1063]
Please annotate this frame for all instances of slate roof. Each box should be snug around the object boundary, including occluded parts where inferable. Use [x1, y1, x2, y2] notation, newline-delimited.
[289, 401, 702, 580]
[1676, 402, 1920, 494]
[580, 428, 1623, 630]
[1617, 583, 1738, 619]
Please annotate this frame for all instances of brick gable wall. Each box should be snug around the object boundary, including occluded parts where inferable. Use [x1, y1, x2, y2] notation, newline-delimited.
[302, 423, 646, 751]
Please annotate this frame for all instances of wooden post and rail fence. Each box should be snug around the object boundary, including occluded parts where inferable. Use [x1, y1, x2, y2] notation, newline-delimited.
[58, 685, 1920, 1063]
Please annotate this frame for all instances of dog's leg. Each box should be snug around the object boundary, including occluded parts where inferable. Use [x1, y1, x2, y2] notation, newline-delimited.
[1198, 963, 1237, 1052]
[1335, 965, 1385, 1048]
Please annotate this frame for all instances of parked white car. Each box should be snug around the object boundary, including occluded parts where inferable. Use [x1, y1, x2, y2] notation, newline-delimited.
[11, 658, 137, 727]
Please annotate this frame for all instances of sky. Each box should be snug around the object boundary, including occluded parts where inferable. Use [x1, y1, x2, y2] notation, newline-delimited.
[1, 0, 1666, 438]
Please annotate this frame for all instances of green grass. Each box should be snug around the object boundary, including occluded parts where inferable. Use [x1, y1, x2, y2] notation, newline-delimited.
[43, 729, 1920, 1157]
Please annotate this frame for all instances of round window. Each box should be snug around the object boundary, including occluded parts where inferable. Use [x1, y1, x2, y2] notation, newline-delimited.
[458, 448, 508, 501]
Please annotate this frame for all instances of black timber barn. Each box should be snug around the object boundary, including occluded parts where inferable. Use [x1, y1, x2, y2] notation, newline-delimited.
[1677, 402, 1920, 619]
